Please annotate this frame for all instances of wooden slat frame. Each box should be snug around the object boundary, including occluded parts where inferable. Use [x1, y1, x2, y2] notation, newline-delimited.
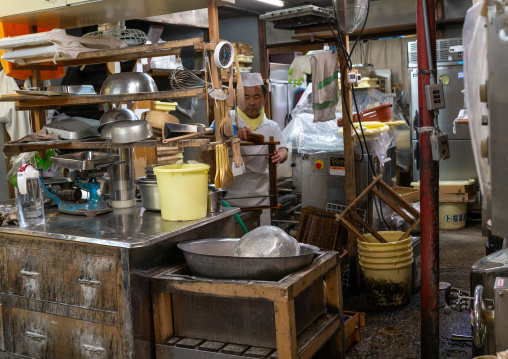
[335, 176, 421, 242]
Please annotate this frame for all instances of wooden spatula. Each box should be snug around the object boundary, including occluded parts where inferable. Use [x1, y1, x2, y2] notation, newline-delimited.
[234, 45, 245, 110]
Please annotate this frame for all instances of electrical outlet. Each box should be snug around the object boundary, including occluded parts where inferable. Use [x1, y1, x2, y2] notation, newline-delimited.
[431, 131, 450, 161]
[356, 73, 362, 84]
[425, 83, 446, 110]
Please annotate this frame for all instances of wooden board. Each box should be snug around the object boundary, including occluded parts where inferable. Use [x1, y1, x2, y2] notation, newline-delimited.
[439, 193, 468, 203]
[2, 138, 203, 157]
[393, 186, 420, 203]
[12, 37, 203, 69]
[3, 90, 206, 111]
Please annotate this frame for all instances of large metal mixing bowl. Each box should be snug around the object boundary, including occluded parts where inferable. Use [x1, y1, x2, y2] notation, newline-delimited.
[111, 120, 153, 143]
[100, 72, 158, 95]
[98, 108, 138, 132]
[177, 238, 320, 281]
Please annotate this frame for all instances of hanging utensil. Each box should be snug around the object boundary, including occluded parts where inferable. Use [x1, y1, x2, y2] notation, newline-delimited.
[214, 143, 222, 189]
[224, 69, 235, 138]
[169, 67, 206, 90]
[223, 143, 233, 187]
[234, 44, 245, 109]
[206, 56, 227, 101]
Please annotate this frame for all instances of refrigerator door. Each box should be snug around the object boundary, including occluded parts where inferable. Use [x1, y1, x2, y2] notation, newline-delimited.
[437, 67, 469, 140]
[270, 63, 301, 130]
[270, 63, 291, 82]
[413, 139, 477, 181]
[410, 67, 469, 140]
[270, 82, 290, 130]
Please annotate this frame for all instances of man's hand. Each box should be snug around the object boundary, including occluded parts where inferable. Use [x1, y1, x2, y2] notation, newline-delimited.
[237, 126, 253, 141]
[267, 147, 288, 167]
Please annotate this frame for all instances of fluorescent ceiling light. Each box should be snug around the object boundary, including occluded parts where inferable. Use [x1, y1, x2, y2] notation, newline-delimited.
[255, 0, 284, 7]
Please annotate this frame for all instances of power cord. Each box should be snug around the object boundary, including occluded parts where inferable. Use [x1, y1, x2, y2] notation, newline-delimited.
[328, 1, 391, 230]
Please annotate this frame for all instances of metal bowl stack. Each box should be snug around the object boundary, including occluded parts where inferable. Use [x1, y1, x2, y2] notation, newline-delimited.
[135, 165, 163, 211]
[98, 108, 153, 143]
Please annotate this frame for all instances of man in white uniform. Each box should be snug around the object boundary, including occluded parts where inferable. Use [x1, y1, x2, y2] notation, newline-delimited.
[224, 73, 288, 209]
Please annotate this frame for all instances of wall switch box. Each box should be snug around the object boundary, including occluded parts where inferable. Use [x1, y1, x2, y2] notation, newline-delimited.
[431, 131, 450, 161]
[425, 83, 446, 110]
[356, 73, 362, 84]
[347, 72, 357, 83]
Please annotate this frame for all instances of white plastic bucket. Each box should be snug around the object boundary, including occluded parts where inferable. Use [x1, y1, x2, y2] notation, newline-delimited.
[439, 202, 467, 230]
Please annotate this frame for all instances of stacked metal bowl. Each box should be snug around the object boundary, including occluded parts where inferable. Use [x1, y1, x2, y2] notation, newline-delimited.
[99, 109, 153, 143]
[98, 72, 157, 143]
[135, 165, 163, 211]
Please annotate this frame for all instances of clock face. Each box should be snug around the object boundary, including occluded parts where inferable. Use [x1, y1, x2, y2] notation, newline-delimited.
[219, 45, 232, 67]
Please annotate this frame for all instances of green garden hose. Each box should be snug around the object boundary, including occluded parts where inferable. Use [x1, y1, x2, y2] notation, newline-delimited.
[223, 200, 248, 234]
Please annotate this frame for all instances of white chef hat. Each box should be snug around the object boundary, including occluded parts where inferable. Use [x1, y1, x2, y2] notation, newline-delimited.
[241, 72, 264, 87]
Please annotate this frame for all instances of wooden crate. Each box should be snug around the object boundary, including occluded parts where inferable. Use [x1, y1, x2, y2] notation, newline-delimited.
[344, 311, 366, 352]
[411, 181, 473, 203]
[393, 186, 420, 203]
[151, 252, 345, 359]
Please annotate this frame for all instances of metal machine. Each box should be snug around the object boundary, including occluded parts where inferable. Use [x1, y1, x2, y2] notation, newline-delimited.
[408, 38, 477, 181]
[469, 249, 508, 356]
[42, 151, 120, 217]
[292, 146, 396, 230]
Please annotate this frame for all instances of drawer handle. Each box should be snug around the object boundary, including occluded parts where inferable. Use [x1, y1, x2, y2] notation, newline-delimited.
[82, 344, 105, 354]
[25, 332, 46, 341]
[78, 278, 101, 287]
[20, 270, 40, 278]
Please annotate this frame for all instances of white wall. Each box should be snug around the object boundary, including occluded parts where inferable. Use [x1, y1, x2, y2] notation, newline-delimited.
[219, 17, 260, 73]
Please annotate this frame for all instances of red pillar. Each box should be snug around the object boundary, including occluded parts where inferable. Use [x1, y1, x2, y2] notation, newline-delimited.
[417, 0, 440, 357]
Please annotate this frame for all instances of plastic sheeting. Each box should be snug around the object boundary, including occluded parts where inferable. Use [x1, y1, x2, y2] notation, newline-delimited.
[233, 226, 300, 257]
[284, 84, 409, 164]
[463, 1, 490, 208]
[282, 112, 344, 154]
[391, 201, 420, 230]
[282, 86, 342, 154]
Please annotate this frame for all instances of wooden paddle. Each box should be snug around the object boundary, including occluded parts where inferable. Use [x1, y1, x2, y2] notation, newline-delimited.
[234, 44, 245, 110]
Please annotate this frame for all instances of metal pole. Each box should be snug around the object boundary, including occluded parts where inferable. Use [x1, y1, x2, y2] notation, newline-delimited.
[417, 0, 440, 357]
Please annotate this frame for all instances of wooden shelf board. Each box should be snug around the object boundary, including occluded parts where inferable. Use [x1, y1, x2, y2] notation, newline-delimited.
[289, 18, 465, 43]
[11, 37, 203, 69]
[3, 137, 211, 157]
[0, 90, 205, 110]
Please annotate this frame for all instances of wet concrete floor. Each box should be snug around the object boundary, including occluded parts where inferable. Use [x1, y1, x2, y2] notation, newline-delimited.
[345, 224, 485, 359]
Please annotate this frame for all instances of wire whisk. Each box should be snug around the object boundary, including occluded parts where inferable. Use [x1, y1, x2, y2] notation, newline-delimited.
[169, 67, 206, 90]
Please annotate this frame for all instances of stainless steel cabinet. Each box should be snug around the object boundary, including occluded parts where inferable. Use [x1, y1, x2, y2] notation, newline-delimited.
[270, 63, 302, 131]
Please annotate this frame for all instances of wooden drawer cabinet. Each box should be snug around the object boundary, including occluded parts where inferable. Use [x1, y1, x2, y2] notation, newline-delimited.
[11, 307, 121, 359]
[6, 247, 119, 311]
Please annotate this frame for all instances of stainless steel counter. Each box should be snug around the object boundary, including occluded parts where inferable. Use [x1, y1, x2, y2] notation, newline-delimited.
[0, 199, 239, 248]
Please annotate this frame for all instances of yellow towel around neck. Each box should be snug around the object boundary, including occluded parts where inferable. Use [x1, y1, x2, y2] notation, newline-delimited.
[237, 107, 264, 131]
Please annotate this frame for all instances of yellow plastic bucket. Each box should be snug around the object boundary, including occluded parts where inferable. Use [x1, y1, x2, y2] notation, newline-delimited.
[358, 245, 412, 257]
[360, 257, 413, 306]
[358, 231, 412, 252]
[439, 202, 467, 230]
[359, 248, 413, 263]
[154, 164, 210, 221]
